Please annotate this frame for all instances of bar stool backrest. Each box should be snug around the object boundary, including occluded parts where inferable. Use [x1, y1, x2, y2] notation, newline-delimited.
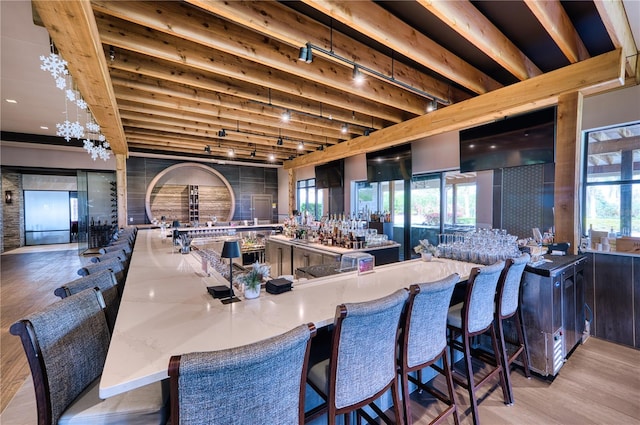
[10, 289, 110, 425]
[404, 274, 459, 368]
[331, 288, 408, 409]
[465, 261, 505, 334]
[54, 269, 120, 332]
[498, 253, 530, 318]
[169, 323, 316, 425]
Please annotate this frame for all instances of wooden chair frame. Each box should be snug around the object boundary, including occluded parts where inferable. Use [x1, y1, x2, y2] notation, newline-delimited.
[447, 267, 509, 425]
[399, 283, 459, 425]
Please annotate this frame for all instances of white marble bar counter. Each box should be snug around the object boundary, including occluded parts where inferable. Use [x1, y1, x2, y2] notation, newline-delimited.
[99, 228, 476, 399]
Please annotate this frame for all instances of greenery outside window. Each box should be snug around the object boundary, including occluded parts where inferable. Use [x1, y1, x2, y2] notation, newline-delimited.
[583, 121, 640, 237]
[297, 178, 321, 219]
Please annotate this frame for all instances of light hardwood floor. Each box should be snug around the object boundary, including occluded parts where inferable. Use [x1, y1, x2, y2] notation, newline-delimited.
[1, 244, 90, 413]
[1, 245, 639, 424]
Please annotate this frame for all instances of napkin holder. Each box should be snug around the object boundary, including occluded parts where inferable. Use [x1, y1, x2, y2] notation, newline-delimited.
[266, 278, 292, 295]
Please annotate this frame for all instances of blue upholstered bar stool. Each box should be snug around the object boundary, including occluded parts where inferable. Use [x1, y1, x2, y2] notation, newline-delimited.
[494, 253, 531, 404]
[10, 288, 168, 425]
[306, 288, 409, 425]
[54, 269, 121, 332]
[447, 262, 509, 425]
[399, 274, 460, 425]
[168, 323, 316, 425]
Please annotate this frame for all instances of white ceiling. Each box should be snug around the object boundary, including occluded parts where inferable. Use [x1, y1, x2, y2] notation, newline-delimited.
[1, 0, 639, 143]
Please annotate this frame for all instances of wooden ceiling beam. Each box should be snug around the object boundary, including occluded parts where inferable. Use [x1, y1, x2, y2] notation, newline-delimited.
[125, 132, 294, 160]
[116, 86, 348, 144]
[286, 49, 625, 169]
[593, 0, 638, 79]
[524, 0, 590, 64]
[109, 74, 358, 136]
[417, 0, 541, 81]
[107, 55, 393, 130]
[91, 1, 430, 115]
[103, 44, 415, 125]
[32, 0, 127, 155]
[185, 0, 470, 104]
[123, 119, 316, 154]
[117, 102, 340, 146]
[121, 113, 322, 151]
[302, 0, 502, 94]
[587, 135, 640, 155]
[126, 138, 287, 162]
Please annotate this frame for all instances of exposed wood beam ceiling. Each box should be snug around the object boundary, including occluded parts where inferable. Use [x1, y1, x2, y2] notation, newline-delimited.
[30, 0, 637, 166]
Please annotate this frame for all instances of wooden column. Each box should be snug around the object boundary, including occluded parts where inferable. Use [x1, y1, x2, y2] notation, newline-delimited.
[554, 92, 583, 254]
[288, 168, 296, 217]
[116, 154, 128, 228]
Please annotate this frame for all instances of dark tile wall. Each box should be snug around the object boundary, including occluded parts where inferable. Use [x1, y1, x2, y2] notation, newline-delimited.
[493, 163, 555, 239]
[126, 157, 278, 225]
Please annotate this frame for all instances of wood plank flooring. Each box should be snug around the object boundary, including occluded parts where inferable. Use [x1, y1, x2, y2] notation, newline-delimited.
[1, 244, 639, 424]
[404, 337, 640, 424]
[0, 244, 90, 413]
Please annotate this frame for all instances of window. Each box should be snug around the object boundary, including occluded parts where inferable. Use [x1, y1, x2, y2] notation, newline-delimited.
[583, 121, 640, 236]
[296, 178, 321, 219]
[410, 171, 476, 250]
[444, 171, 477, 230]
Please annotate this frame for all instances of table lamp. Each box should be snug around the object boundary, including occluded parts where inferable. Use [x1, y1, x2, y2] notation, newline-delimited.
[220, 240, 241, 304]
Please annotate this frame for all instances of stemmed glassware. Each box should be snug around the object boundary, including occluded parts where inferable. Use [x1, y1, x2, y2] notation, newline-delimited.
[437, 228, 519, 265]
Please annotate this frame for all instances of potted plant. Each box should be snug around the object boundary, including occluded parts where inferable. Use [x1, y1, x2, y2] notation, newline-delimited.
[414, 239, 438, 261]
[239, 262, 270, 299]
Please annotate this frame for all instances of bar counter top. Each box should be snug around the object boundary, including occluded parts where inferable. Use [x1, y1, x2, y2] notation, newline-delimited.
[99, 228, 476, 399]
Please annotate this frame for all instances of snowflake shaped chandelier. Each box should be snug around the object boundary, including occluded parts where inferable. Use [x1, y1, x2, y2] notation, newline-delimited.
[40, 46, 111, 161]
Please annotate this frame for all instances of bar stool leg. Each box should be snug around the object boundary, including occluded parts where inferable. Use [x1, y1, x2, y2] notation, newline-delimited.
[491, 326, 511, 405]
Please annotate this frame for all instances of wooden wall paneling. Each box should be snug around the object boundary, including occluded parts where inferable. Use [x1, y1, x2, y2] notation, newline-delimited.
[150, 184, 189, 223]
[126, 157, 278, 224]
[198, 186, 233, 222]
[594, 253, 634, 346]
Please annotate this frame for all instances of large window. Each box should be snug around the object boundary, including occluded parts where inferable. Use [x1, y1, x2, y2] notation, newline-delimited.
[444, 171, 477, 230]
[583, 121, 640, 236]
[410, 171, 476, 250]
[357, 171, 477, 258]
[297, 178, 322, 219]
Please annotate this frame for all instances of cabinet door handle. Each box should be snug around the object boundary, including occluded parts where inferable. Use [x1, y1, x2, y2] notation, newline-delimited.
[277, 248, 282, 276]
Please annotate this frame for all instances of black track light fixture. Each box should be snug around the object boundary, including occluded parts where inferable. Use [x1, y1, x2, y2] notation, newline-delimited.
[277, 137, 283, 146]
[298, 42, 313, 63]
[218, 129, 226, 137]
[204, 145, 211, 153]
[250, 150, 256, 157]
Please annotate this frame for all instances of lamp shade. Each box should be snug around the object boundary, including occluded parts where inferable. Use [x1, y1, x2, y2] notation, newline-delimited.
[221, 240, 241, 259]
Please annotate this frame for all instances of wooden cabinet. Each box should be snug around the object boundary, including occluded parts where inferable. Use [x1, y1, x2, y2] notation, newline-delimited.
[591, 253, 634, 347]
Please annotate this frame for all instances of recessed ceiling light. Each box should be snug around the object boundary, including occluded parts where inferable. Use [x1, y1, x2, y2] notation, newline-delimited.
[5, 99, 17, 104]
[40, 126, 49, 130]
